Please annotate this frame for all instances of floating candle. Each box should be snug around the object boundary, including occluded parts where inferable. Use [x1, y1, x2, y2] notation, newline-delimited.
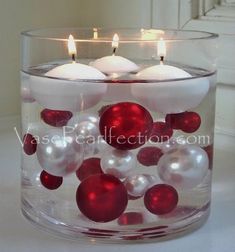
[90, 34, 139, 102]
[30, 35, 107, 111]
[91, 34, 139, 75]
[132, 38, 209, 114]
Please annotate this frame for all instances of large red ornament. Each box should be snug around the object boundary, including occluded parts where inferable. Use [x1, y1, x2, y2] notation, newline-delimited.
[76, 174, 128, 222]
[99, 102, 153, 150]
[165, 111, 201, 133]
[150, 122, 173, 142]
[137, 146, 163, 167]
[144, 184, 178, 215]
[41, 109, 73, 127]
[76, 158, 103, 181]
[23, 134, 37, 155]
[40, 170, 63, 190]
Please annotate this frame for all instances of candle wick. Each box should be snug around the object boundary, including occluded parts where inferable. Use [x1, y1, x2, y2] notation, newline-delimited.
[112, 47, 117, 56]
[72, 53, 76, 63]
[160, 56, 164, 65]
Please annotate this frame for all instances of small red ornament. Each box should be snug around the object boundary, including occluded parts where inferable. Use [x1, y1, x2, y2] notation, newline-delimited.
[144, 184, 178, 215]
[40, 170, 63, 190]
[99, 102, 153, 150]
[166, 112, 201, 133]
[150, 122, 173, 142]
[41, 109, 73, 127]
[23, 134, 37, 155]
[137, 146, 163, 167]
[203, 144, 214, 170]
[76, 174, 128, 222]
[76, 158, 103, 181]
[165, 113, 182, 129]
[118, 212, 144, 226]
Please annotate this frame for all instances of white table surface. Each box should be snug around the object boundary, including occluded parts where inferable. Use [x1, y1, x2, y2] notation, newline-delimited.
[0, 129, 235, 252]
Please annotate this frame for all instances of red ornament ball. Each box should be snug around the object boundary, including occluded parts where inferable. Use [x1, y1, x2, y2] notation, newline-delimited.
[41, 109, 73, 127]
[99, 102, 153, 150]
[165, 113, 182, 129]
[23, 134, 37, 155]
[76, 174, 128, 222]
[150, 122, 173, 142]
[118, 212, 144, 226]
[76, 158, 103, 181]
[137, 146, 163, 167]
[40, 170, 63, 190]
[166, 112, 201, 133]
[144, 184, 178, 215]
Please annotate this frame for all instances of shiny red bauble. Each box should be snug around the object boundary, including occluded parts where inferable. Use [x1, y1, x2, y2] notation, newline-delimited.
[99, 102, 153, 150]
[40, 170, 63, 190]
[41, 109, 73, 127]
[137, 146, 163, 167]
[76, 174, 128, 222]
[23, 134, 37, 155]
[76, 158, 103, 181]
[166, 111, 201, 133]
[150, 122, 173, 142]
[118, 212, 144, 226]
[144, 184, 178, 215]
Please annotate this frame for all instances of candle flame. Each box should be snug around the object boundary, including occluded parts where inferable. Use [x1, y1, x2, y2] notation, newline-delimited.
[158, 37, 166, 58]
[93, 28, 98, 39]
[112, 33, 119, 49]
[68, 34, 77, 56]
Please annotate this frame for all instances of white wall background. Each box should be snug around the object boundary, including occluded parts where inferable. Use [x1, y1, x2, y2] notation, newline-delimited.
[0, 0, 84, 118]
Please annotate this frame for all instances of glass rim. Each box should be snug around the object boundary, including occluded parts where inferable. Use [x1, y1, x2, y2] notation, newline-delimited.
[21, 27, 219, 43]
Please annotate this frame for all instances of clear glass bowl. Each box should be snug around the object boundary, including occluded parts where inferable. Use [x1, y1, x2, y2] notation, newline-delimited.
[20, 28, 218, 243]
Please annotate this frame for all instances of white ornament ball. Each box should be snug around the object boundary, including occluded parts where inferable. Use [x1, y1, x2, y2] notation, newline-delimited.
[131, 65, 209, 114]
[101, 149, 136, 179]
[74, 121, 100, 144]
[124, 174, 157, 197]
[157, 145, 209, 189]
[67, 113, 99, 128]
[161, 137, 187, 153]
[36, 128, 84, 176]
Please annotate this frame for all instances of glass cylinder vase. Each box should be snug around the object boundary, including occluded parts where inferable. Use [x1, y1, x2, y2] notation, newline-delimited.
[20, 28, 218, 242]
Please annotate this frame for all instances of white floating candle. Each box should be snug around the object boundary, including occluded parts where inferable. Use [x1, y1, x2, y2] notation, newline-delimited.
[132, 38, 209, 114]
[30, 35, 107, 111]
[91, 34, 139, 75]
[90, 34, 139, 102]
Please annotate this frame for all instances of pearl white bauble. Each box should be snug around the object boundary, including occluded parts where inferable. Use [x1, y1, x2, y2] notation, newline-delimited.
[36, 128, 84, 176]
[124, 174, 157, 197]
[161, 137, 187, 153]
[157, 145, 209, 189]
[101, 149, 136, 179]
